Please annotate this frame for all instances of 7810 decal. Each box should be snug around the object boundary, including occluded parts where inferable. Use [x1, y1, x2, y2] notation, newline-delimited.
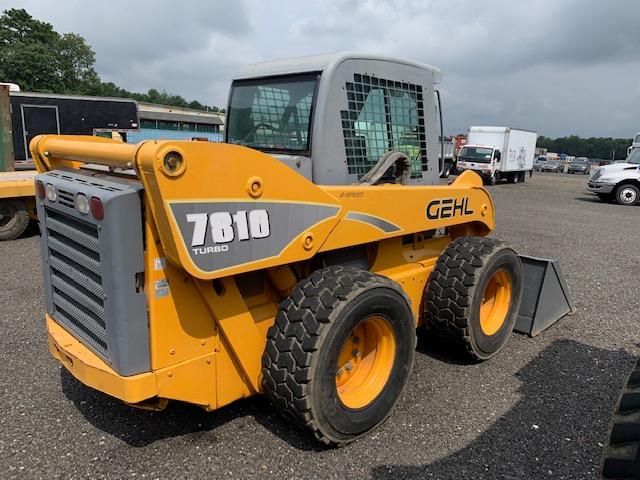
[186, 209, 270, 249]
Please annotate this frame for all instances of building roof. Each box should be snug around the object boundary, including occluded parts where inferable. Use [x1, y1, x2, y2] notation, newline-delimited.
[137, 102, 224, 125]
[234, 51, 442, 83]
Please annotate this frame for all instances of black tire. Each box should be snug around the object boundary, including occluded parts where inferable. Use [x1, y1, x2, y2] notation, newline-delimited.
[262, 266, 416, 446]
[440, 163, 451, 179]
[614, 184, 640, 206]
[0, 199, 30, 241]
[511, 172, 519, 184]
[598, 193, 615, 202]
[519, 171, 526, 182]
[487, 173, 497, 186]
[601, 359, 640, 478]
[423, 236, 523, 361]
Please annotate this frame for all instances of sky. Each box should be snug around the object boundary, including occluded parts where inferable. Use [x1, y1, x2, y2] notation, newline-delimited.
[2, 0, 640, 138]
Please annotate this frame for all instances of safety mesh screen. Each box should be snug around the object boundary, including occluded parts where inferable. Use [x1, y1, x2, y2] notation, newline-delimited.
[249, 85, 313, 150]
[341, 74, 427, 178]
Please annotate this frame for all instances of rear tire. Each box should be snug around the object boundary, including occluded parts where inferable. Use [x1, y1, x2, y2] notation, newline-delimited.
[262, 266, 416, 446]
[614, 184, 640, 206]
[0, 199, 30, 241]
[440, 163, 451, 179]
[423, 237, 523, 361]
[601, 359, 640, 478]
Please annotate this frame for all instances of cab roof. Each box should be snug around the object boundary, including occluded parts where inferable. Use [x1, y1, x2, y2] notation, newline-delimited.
[233, 51, 442, 84]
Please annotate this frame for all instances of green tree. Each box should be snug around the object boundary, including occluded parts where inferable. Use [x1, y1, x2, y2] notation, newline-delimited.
[0, 8, 98, 93]
[0, 8, 222, 112]
[537, 135, 632, 160]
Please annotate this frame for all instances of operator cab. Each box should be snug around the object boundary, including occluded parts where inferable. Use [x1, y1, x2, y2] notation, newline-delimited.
[225, 52, 443, 186]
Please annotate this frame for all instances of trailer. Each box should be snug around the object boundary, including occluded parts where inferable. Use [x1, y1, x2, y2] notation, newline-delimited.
[10, 92, 138, 164]
[0, 89, 139, 240]
[457, 126, 537, 185]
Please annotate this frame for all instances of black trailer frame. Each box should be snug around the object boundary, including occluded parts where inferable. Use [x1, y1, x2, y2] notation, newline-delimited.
[10, 92, 138, 163]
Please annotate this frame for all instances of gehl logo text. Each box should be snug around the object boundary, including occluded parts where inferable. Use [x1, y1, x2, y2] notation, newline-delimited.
[426, 197, 474, 220]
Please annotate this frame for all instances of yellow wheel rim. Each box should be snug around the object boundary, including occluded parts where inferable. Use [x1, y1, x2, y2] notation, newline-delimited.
[335, 316, 396, 409]
[479, 269, 512, 336]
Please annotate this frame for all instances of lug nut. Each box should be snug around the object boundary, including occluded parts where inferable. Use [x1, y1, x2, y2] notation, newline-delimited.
[336, 368, 343, 376]
[352, 349, 360, 358]
[352, 336, 360, 344]
[344, 362, 353, 372]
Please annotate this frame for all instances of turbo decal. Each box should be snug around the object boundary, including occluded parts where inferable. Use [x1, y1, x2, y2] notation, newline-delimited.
[169, 201, 339, 273]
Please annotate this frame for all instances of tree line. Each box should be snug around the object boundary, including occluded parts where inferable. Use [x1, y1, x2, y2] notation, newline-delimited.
[0, 8, 223, 112]
[537, 135, 632, 160]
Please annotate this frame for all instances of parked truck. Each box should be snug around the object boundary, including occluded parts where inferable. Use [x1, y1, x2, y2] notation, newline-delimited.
[588, 146, 640, 205]
[438, 134, 467, 178]
[457, 126, 537, 185]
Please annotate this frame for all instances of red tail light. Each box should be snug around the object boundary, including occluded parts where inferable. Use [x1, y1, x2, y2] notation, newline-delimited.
[90, 196, 104, 220]
[35, 180, 45, 199]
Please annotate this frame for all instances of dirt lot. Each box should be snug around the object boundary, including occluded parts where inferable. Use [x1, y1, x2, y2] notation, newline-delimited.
[1, 172, 638, 479]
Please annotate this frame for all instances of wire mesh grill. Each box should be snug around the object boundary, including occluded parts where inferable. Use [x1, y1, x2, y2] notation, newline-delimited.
[341, 74, 427, 178]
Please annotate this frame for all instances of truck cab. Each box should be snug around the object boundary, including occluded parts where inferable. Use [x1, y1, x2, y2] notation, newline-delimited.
[588, 147, 640, 205]
[457, 144, 502, 183]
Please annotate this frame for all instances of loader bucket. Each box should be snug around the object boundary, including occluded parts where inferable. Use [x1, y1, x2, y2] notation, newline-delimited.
[514, 255, 576, 337]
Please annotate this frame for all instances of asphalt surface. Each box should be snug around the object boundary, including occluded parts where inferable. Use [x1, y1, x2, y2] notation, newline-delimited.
[1, 172, 639, 479]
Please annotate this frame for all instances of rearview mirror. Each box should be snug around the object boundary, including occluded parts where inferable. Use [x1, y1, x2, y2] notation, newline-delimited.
[494, 150, 501, 162]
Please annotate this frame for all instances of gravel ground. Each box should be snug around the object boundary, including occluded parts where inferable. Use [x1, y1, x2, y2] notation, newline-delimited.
[0, 172, 638, 479]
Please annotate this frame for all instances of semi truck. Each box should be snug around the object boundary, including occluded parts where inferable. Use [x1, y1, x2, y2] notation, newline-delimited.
[588, 146, 640, 205]
[627, 131, 640, 156]
[457, 126, 537, 185]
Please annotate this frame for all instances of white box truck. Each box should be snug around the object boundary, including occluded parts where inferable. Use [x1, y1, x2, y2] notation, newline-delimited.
[457, 126, 537, 185]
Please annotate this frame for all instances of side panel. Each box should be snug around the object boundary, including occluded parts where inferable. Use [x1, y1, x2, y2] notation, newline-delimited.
[135, 141, 343, 280]
[505, 130, 537, 171]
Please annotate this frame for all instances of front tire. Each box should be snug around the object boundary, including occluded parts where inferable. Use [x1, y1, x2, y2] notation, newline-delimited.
[614, 184, 640, 206]
[262, 266, 416, 446]
[423, 237, 523, 360]
[0, 199, 30, 241]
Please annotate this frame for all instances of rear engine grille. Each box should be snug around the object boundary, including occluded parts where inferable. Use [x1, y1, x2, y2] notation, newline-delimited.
[45, 208, 107, 357]
[57, 189, 75, 209]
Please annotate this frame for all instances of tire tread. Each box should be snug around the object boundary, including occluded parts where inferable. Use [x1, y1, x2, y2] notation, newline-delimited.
[423, 236, 515, 360]
[261, 266, 412, 446]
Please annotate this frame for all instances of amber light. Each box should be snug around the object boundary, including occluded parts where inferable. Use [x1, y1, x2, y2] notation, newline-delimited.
[90, 196, 104, 220]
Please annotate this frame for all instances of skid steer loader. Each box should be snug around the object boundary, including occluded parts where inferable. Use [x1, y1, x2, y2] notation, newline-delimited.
[32, 52, 532, 446]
